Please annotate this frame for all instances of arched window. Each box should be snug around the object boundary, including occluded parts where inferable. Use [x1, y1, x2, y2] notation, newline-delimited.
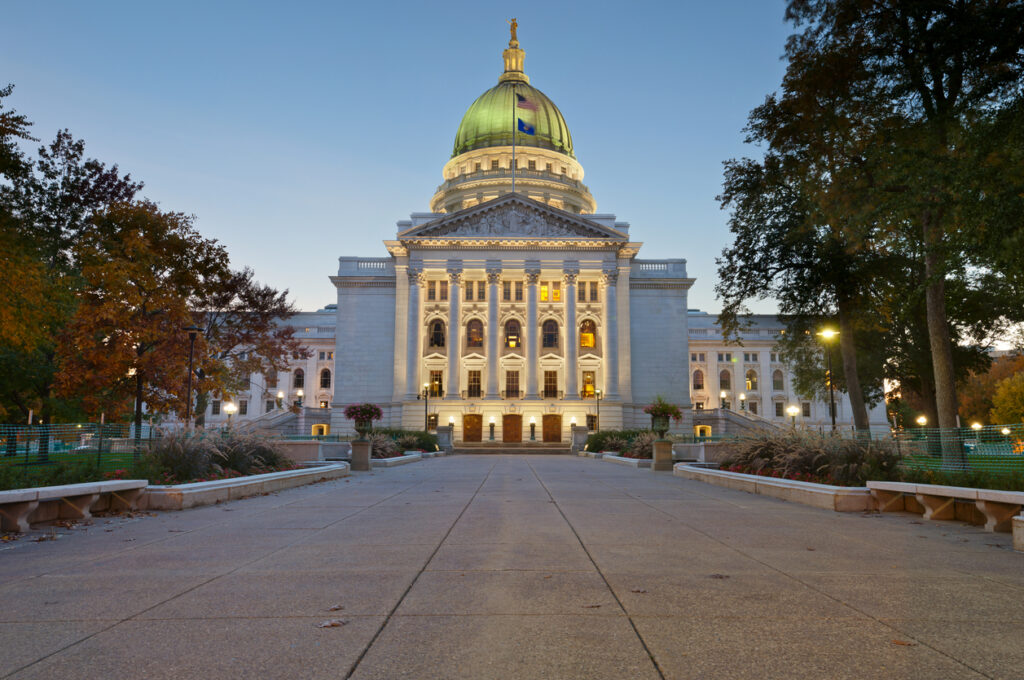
[542, 320, 559, 348]
[772, 369, 784, 391]
[504, 319, 521, 348]
[693, 369, 704, 391]
[320, 369, 331, 389]
[745, 369, 758, 391]
[429, 320, 446, 348]
[466, 319, 483, 348]
[579, 320, 597, 349]
[719, 370, 732, 391]
[293, 369, 304, 389]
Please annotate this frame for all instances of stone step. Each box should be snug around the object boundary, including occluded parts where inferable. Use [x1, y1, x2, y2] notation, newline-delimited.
[454, 444, 570, 455]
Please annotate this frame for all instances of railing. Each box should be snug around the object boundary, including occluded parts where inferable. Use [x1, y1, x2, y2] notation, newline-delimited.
[501, 390, 524, 400]
[356, 259, 389, 269]
[436, 168, 590, 194]
[461, 389, 483, 399]
[892, 425, 1024, 474]
[637, 262, 668, 271]
[542, 390, 564, 400]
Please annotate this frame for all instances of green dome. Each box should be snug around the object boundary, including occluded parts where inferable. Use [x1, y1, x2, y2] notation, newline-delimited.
[452, 81, 575, 159]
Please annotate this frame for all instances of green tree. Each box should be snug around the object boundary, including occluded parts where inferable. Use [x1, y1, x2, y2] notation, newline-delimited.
[990, 373, 1024, 424]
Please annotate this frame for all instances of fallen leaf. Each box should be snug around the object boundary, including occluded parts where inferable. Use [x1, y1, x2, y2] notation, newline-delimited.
[709, 574, 730, 580]
[630, 588, 648, 594]
[543, 575, 553, 580]
[806, 547, 816, 551]
[582, 604, 602, 609]
[317, 619, 348, 628]
[909, 521, 923, 525]
[891, 639, 917, 646]
[327, 604, 344, 611]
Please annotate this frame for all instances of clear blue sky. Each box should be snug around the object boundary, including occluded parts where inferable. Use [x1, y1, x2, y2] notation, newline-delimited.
[4, 0, 791, 313]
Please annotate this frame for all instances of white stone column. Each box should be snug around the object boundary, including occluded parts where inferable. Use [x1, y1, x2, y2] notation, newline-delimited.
[563, 266, 579, 400]
[524, 264, 541, 399]
[404, 267, 423, 400]
[602, 268, 620, 399]
[485, 267, 501, 399]
[445, 267, 462, 400]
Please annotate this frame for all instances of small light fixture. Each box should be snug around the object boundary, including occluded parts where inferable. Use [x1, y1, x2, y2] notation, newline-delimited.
[1001, 427, 1011, 435]
[489, 416, 495, 424]
[448, 415, 454, 424]
[916, 415, 927, 426]
[570, 416, 576, 425]
[971, 422, 982, 431]
[223, 402, 237, 415]
[276, 390, 284, 400]
[296, 389, 304, 398]
[720, 391, 727, 399]
[818, 329, 838, 340]
[786, 405, 799, 417]
[530, 416, 536, 424]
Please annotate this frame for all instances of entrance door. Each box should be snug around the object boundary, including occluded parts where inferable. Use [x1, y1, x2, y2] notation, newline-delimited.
[502, 414, 522, 443]
[463, 414, 482, 443]
[542, 414, 562, 442]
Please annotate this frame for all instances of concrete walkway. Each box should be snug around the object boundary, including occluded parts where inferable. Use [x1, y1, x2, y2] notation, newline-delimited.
[1, 455, 1021, 679]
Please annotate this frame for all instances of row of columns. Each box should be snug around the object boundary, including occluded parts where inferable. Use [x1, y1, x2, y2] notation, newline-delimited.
[404, 262, 620, 401]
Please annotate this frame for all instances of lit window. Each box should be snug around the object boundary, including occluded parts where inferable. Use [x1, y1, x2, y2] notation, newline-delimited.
[581, 371, 595, 398]
[746, 370, 758, 391]
[319, 400, 329, 409]
[327, 351, 333, 360]
[540, 284, 549, 302]
[694, 402, 704, 411]
[580, 320, 596, 349]
[504, 320, 521, 348]
[429, 371, 443, 397]
[551, 281, 560, 302]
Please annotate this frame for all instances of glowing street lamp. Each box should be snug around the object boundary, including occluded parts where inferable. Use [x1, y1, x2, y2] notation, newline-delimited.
[971, 422, 982, 431]
[295, 389, 304, 407]
[720, 390, 729, 410]
[1001, 427, 1011, 436]
[489, 415, 495, 441]
[418, 382, 430, 431]
[916, 415, 928, 427]
[816, 329, 839, 432]
[276, 390, 284, 409]
[786, 404, 799, 427]
[739, 392, 746, 411]
[223, 401, 237, 427]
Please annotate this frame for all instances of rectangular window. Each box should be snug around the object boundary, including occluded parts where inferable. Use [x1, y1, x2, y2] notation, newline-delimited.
[427, 414, 438, 431]
[211, 400, 221, 415]
[505, 370, 520, 397]
[478, 281, 486, 300]
[543, 371, 558, 398]
[744, 352, 758, 363]
[465, 283, 473, 301]
[546, 163, 553, 172]
[802, 402, 811, 418]
[590, 282, 599, 302]
[439, 280, 448, 301]
[327, 351, 333, 360]
[773, 373, 784, 391]
[427, 281, 436, 301]
[239, 400, 248, 415]
[581, 370, 595, 398]
[718, 352, 732, 362]
[319, 351, 326, 360]
[770, 352, 779, 362]
[474, 162, 481, 172]
[551, 281, 560, 302]
[467, 370, 481, 398]
[265, 400, 275, 413]
[691, 353, 697, 362]
[319, 400, 329, 409]
[749, 402, 758, 415]
[694, 402, 704, 411]
[514, 281, 523, 301]
[528, 160, 536, 170]
[540, 284, 549, 302]
[775, 402, 784, 417]
[429, 370, 444, 397]
[503, 280, 511, 301]
[586, 414, 597, 430]
[491, 159, 499, 170]
[578, 284, 586, 302]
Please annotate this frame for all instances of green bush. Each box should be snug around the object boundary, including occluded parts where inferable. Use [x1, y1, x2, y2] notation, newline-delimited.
[719, 431, 903, 486]
[0, 459, 105, 491]
[584, 430, 648, 453]
[137, 431, 294, 484]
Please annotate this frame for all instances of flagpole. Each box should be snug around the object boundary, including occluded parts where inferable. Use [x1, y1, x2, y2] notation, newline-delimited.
[511, 87, 516, 195]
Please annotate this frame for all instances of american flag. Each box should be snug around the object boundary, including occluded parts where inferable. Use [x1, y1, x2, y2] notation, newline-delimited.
[516, 93, 538, 111]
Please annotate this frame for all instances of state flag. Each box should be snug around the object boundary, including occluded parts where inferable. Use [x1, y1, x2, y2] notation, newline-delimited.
[517, 118, 536, 135]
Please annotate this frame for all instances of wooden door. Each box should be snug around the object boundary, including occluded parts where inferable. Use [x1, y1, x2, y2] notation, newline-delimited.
[542, 414, 562, 442]
[502, 414, 522, 443]
[463, 414, 482, 442]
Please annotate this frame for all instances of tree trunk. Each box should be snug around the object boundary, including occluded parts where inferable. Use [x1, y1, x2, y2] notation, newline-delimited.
[836, 301, 870, 432]
[194, 390, 208, 428]
[133, 371, 144, 457]
[921, 211, 962, 465]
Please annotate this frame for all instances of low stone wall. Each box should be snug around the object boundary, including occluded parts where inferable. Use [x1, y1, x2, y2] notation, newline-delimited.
[602, 455, 652, 469]
[1014, 515, 1023, 552]
[142, 463, 349, 511]
[276, 440, 323, 464]
[674, 463, 874, 512]
[370, 453, 422, 468]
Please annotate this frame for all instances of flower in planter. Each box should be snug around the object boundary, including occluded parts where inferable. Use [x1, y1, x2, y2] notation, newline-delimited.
[643, 396, 683, 421]
[344, 403, 384, 422]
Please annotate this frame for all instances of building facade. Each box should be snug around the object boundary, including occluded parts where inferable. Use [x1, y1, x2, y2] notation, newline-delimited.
[191, 28, 889, 437]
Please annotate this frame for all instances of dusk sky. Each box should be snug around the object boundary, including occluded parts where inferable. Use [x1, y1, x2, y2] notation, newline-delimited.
[4, 0, 791, 314]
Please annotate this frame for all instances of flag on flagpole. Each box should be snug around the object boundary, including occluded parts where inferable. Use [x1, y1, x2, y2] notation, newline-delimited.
[517, 118, 536, 135]
[516, 93, 538, 111]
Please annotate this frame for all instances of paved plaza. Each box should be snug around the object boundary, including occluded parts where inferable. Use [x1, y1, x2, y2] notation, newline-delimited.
[1, 455, 1021, 679]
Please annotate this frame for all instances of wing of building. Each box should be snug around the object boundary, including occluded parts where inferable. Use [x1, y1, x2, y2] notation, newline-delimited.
[188, 27, 890, 439]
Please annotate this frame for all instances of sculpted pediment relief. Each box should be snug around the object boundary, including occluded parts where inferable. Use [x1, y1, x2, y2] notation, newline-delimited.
[401, 197, 624, 241]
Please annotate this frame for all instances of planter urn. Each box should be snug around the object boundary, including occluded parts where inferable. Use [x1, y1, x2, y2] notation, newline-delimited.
[651, 415, 670, 438]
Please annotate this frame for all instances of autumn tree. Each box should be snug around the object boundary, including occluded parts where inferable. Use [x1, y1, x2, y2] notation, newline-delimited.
[57, 201, 229, 441]
[959, 354, 1024, 425]
[990, 373, 1024, 424]
[188, 267, 307, 427]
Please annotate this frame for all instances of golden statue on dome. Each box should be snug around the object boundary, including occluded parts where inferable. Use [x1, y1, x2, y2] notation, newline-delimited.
[508, 18, 518, 46]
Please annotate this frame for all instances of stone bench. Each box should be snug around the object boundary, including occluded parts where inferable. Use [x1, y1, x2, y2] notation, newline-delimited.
[867, 481, 1024, 532]
[0, 480, 148, 532]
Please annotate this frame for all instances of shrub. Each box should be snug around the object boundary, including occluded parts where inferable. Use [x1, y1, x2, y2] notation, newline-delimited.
[139, 432, 218, 483]
[584, 429, 648, 453]
[211, 433, 292, 475]
[625, 431, 658, 459]
[396, 434, 421, 450]
[718, 431, 902, 486]
[367, 432, 400, 458]
[603, 436, 629, 454]
[0, 459, 105, 491]
[371, 428, 439, 451]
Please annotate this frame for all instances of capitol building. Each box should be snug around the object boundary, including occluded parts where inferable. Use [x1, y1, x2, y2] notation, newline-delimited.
[201, 27, 889, 441]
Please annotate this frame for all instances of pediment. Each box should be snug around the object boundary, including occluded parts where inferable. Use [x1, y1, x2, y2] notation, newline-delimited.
[397, 195, 626, 241]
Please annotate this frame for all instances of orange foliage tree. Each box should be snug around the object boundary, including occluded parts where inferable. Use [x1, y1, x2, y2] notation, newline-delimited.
[958, 354, 1024, 426]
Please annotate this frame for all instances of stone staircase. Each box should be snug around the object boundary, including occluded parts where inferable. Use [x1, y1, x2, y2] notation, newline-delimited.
[453, 441, 571, 455]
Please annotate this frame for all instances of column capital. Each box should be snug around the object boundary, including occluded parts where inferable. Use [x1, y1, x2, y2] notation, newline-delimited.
[602, 269, 619, 285]
[524, 269, 541, 284]
[407, 266, 424, 284]
[447, 268, 463, 284]
[563, 271, 578, 285]
[486, 268, 503, 284]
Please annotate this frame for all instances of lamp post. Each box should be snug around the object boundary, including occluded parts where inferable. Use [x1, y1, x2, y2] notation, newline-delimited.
[529, 416, 536, 441]
[720, 390, 729, 410]
[276, 390, 284, 409]
[739, 393, 746, 412]
[183, 325, 202, 428]
[817, 329, 838, 432]
[595, 388, 602, 431]
[296, 389, 304, 408]
[223, 401, 237, 429]
[489, 416, 495, 441]
[787, 404, 799, 428]
[417, 382, 429, 431]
